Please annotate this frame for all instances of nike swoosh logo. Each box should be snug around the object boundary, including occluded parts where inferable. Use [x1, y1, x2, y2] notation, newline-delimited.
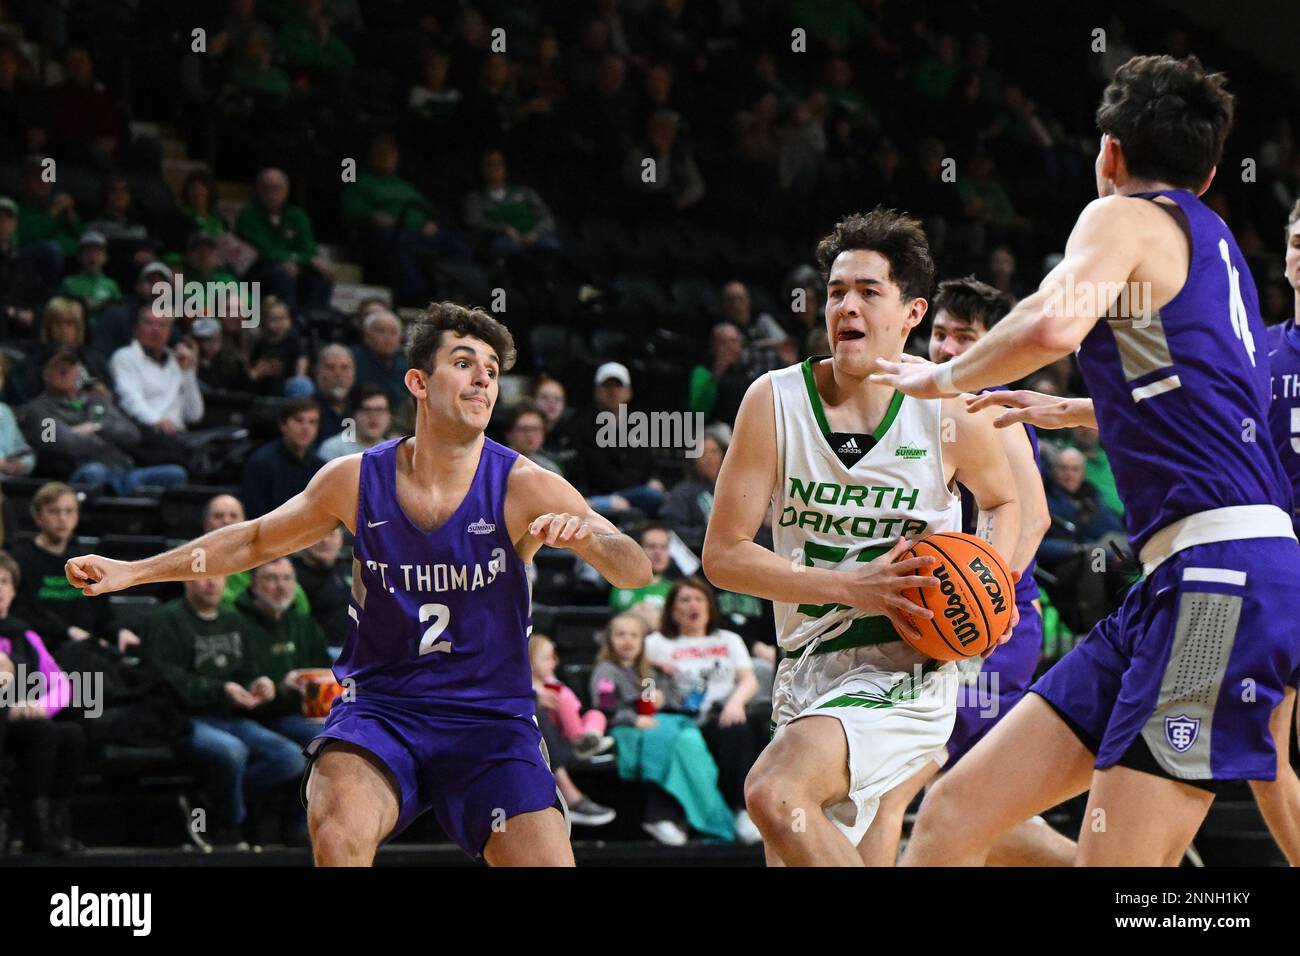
[367, 520, 389, 528]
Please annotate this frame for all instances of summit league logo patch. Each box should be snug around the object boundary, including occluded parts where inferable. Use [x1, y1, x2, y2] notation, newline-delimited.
[467, 518, 496, 535]
[1165, 714, 1201, 753]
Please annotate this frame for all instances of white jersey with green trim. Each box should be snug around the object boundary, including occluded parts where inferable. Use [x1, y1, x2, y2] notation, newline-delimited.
[769, 356, 962, 654]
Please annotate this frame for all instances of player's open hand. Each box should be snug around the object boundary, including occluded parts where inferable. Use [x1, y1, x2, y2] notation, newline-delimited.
[65, 554, 134, 596]
[869, 356, 950, 399]
[528, 512, 594, 551]
[844, 537, 940, 643]
[964, 390, 1097, 430]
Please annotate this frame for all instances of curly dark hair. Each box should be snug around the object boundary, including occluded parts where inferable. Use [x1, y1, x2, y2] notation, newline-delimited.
[407, 301, 517, 372]
[933, 276, 1016, 331]
[814, 207, 934, 303]
[1095, 54, 1234, 190]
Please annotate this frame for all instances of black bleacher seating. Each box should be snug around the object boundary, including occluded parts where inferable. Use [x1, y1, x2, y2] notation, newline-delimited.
[97, 534, 171, 563]
[75, 496, 164, 537]
[159, 485, 239, 537]
[108, 593, 161, 633]
[533, 604, 610, 654]
[0, 475, 55, 535]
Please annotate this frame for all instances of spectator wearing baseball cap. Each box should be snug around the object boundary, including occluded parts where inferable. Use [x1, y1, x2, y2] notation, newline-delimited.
[87, 260, 174, 360]
[58, 231, 122, 311]
[19, 346, 187, 493]
[561, 361, 666, 517]
[191, 316, 253, 394]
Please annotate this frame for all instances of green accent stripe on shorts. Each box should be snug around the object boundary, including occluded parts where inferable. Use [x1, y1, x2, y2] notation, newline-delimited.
[785, 616, 901, 658]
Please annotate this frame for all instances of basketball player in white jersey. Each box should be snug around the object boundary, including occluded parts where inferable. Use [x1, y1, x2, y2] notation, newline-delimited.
[703, 208, 1022, 866]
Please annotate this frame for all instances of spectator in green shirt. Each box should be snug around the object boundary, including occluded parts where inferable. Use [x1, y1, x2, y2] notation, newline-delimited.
[342, 132, 476, 307]
[16, 157, 82, 257]
[235, 557, 332, 747]
[609, 522, 677, 632]
[58, 232, 122, 311]
[688, 322, 750, 427]
[278, 0, 356, 75]
[237, 166, 334, 312]
[199, 492, 311, 615]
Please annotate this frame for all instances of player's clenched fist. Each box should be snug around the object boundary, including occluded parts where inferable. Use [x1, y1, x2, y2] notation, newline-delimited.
[65, 554, 134, 596]
[528, 513, 596, 550]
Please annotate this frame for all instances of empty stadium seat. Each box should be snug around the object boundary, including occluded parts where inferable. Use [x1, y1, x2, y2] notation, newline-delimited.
[108, 594, 162, 633]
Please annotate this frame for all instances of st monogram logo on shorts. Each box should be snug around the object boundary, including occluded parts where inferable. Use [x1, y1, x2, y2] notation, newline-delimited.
[1164, 714, 1201, 753]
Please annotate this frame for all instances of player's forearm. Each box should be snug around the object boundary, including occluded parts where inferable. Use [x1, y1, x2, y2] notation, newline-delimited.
[947, 289, 1075, 394]
[702, 537, 852, 607]
[975, 500, 1021, 577]
[576, 532, 652, 590]
[125, 519, 279, 586]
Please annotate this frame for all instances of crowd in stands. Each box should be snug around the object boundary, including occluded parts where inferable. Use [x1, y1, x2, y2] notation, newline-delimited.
[0, 0, 1296, 853]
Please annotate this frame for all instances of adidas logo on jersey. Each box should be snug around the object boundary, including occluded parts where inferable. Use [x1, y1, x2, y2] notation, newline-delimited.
[895, 444, 928, 459]
[838, 437, 861, 453]
[467, 518, 496, 535]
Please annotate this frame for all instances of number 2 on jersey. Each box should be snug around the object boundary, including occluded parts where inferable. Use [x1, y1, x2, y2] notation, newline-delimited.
[418, 603, 451, 655]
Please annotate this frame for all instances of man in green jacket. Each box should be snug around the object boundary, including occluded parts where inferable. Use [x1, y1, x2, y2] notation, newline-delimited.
[341, 133, 475, 307]
[236, 167, 334, 312]
[235, 557, 332, 748]
[142, 575, 306, 847]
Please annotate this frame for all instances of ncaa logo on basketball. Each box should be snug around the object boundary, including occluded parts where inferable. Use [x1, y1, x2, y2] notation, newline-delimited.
[965, 557, 1007, 615]
[1165, 714, 1200, 753]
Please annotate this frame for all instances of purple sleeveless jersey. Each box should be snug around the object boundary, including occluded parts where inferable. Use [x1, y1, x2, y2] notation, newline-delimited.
[304, 436, 559, 857]
[1031, 191, 1300, 782]
[1266, 320, 1300, 533]
[336, 435, 534, 716]
[1075, 189, 1292, 554]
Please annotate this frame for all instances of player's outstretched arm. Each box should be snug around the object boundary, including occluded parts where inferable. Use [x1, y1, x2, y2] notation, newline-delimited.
[65, 455, 361, 596]
[965, 390, 1098, 430]
[702, 376, 939, 640]
[507, 459, 652, 589]
[871, 196, 1144, 398]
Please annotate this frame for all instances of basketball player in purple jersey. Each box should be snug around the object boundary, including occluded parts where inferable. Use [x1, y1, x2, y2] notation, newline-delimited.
[64, 303, 652, 866]
[872, 54, 1300, 866]
[955, 200, 1300, 865]
[858, 278, 1071, 866]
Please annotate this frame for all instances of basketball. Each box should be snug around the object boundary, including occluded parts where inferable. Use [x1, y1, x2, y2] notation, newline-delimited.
[898, 533, 1015, 661]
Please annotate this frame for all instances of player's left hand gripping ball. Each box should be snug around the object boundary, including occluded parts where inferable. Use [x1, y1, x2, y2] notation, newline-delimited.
[528, 513, 594, 551]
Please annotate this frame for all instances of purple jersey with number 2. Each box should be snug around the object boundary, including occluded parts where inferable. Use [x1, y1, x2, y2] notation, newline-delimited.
[304, 436, 559, 858]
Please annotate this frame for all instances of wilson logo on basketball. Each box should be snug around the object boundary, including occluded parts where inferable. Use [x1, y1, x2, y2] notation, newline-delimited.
[966, 557, 1007, 615]
[933, 563, 980, 648]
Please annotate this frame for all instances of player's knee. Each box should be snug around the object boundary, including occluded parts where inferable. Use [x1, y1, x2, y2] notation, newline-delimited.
[744, 769, 802, 833]
[912, 771, 968, 837]
[310, 809, 376, 866]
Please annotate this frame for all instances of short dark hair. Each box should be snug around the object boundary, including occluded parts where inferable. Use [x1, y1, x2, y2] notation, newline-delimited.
[506, 399, 545, 431]
[354, 383, 390, 410]
[1095, 54, 1234, 190]
[1287, 199, 1300, 238]
[278, 397, 320, 423]
[933, 276, 1016, 332]
[815, 207, 934, 302]
[659, 576, 722, 639]
[636, 520, 671, 545]
[407, 301, 516, 373]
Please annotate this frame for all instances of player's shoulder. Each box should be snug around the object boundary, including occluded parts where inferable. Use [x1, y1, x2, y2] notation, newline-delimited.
[1076, 193, 1154, 231]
